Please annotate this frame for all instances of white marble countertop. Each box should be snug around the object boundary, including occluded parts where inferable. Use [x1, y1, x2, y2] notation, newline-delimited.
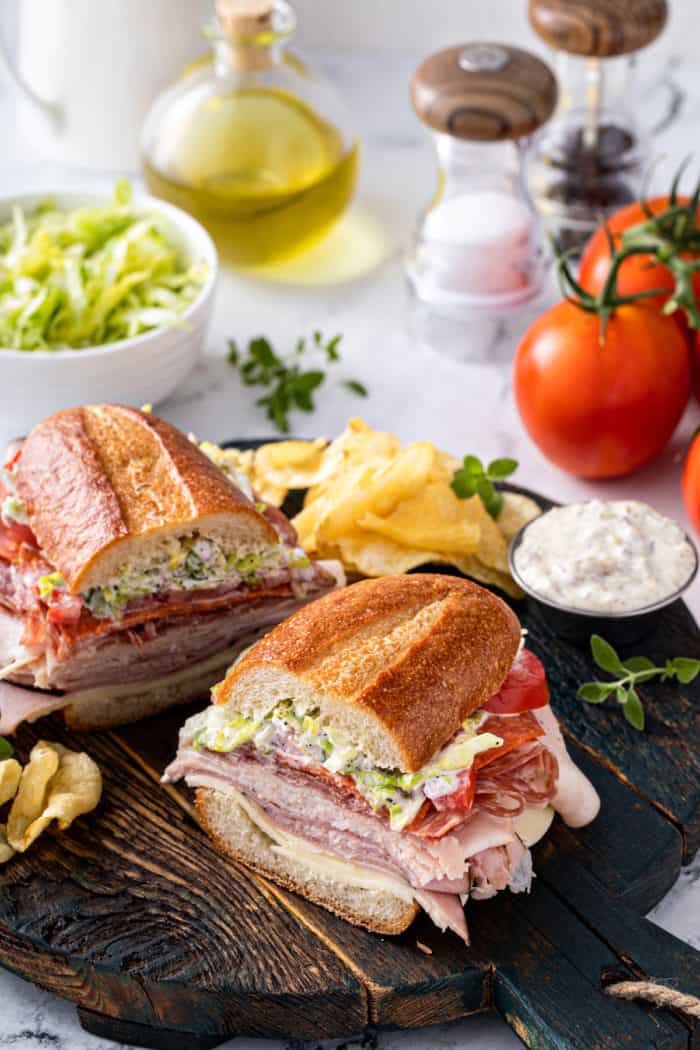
[0, 47, 699, 1050]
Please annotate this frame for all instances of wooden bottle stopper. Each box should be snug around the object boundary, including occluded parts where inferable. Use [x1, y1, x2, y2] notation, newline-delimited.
[216, 0, 276, 71]
[528, 0, 668, 57]
[411, 44, 558, 142]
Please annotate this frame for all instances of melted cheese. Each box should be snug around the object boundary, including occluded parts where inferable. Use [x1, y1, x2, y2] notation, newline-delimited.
[513, 805, 555, 847]
[232, 786, 418, 902]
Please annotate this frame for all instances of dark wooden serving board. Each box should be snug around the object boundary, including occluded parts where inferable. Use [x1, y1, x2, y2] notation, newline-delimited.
[0, 465, 699, 1050]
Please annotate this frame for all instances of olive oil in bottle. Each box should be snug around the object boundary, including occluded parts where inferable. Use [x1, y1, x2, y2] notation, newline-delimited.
[142, 0, 359, 269]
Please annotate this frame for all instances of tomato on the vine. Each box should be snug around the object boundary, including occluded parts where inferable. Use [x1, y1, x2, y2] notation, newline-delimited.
[579, 196, 700, 354]
[513, 300, 691, 478]
[683, 428, 700, 538]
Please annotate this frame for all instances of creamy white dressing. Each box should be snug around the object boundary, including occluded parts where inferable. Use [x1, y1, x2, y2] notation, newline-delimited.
[513, 500, 696, 614]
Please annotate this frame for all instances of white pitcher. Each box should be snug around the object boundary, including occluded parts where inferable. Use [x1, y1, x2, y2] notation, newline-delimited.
[0, 0, 211, 171]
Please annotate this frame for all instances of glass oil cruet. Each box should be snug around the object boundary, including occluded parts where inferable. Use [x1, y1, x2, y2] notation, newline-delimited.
[141, 0, 359, 269]
[406, 44, 558, 361]
[527, 0, 673, 252]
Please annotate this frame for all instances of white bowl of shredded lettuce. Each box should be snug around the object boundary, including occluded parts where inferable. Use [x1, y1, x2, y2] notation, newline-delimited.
[0, 181, 217, 433]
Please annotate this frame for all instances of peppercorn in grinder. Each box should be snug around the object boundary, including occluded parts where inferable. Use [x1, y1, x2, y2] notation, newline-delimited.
[527, 0, 675, 252]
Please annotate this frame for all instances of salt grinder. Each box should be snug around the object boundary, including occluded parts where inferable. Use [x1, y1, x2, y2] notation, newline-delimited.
[528, 0, 669, 251]
[407, 44, 557, 361]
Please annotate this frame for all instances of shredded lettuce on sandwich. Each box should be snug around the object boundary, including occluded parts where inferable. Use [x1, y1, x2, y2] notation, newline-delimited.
[0, 180, 207, 351]
[185, 700, 504, 831]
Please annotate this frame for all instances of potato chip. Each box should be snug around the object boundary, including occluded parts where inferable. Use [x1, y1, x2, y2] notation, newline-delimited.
[8, 742, 102, 853]
[338, 532, 446, 578]
[0, 758, 21, 807]
[0, 825, 14, 864]
[359, 481, 481, 555]
[7, 741, 59, 849]
[254, 438, 328, 491]
[498, 492, 542, 540]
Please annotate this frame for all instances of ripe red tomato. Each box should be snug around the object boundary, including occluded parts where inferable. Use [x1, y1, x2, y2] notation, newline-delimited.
[693, 331, 700, 403]
[579, 197, 700, 343]
[513, 300, 691, 478]
[683, 428, 700, 538]
[483, 649, 549, 715]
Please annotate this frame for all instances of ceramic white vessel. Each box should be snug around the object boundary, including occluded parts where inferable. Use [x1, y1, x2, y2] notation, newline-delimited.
[0, 190, 218, 437]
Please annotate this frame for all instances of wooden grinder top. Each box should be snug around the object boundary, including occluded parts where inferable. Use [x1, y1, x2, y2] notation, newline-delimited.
[411, 44, 558, 142]
[528, 0, 668, 57]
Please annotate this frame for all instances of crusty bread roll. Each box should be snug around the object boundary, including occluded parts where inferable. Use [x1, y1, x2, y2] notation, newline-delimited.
[197, 787, 420, 935]
[212, 574, 521, 772]
[14, 405, 278, 593]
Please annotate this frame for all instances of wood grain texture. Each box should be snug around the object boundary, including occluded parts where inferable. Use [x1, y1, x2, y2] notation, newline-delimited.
[411, 44, 557, 141]
[0, 466, 697, 1048]
[528, 0, 668, 57]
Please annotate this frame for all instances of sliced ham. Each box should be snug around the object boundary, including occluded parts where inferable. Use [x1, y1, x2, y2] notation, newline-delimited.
[533, 705, 601, 827]
[0, 681, 67, 734]
[163, 742, 540, 942]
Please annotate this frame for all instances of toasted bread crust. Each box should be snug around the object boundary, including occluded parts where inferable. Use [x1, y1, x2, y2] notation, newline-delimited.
[15, 405, 277, 592]
[196, 788, 420, 936]
[217, 574, 522, 771]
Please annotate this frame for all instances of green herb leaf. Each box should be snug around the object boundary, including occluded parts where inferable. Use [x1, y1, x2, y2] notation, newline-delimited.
[325, 334, 342, 361]
[249, 337, 280, 370]
[622, 656, 656, 673]
[623, 688, 645, 731]
[0, 737, 13, 761]
[462, 455, 484, 477]
[590, 634, 624, 675]
[579, 635, 699, 733]
[487, 457, 518, 480]
[477, 477, 503, 519]
[450, 469, 478, 499]
[227, 330, 365, 433]
[670, 657, 700, 684]
[343, 379, 368, 397]
[578, 682, 610, 703]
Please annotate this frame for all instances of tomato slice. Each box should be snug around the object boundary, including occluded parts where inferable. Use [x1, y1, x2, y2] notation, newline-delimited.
[474, 712, 543, 770]
[483, 649, 550, 715]
[431, 766, 476, 814]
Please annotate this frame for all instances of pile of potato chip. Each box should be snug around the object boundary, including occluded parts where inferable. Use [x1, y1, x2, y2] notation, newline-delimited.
[215, 419, 540, 598]
[0, 741, 102, 863]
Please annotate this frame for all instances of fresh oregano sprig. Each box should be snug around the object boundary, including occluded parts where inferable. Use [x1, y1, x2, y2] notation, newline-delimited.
[451, 455, 518, 519]
[227, 332, 367, 434]
[578, 634, 700, 731]
[0, 737, 13, 761]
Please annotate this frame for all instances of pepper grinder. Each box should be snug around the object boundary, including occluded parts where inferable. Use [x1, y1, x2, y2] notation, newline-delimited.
[527, 0, 669, 252]
[407, 44, 557, 362]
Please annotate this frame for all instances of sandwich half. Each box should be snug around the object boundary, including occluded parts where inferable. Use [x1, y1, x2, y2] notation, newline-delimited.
[0, 405, 342, 732]
[164, 574, 600, 942]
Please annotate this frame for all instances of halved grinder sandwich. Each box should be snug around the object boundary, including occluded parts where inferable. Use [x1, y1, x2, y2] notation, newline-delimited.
[164, 574, 600, 942]
[0, 405, 342, 732]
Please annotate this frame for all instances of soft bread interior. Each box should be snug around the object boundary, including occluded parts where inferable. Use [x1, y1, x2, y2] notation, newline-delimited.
[196, 787, 420, 936]
[78, 511, 279, 593]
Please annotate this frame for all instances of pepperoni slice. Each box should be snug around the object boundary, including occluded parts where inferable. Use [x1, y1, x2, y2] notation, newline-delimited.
[474, 712, 544, 770]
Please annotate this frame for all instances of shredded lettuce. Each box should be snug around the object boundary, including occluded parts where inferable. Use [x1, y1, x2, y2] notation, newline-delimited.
[0, 180, 207, 351]
[83, 533, 287, 620]
[187, 701, 503, 831]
